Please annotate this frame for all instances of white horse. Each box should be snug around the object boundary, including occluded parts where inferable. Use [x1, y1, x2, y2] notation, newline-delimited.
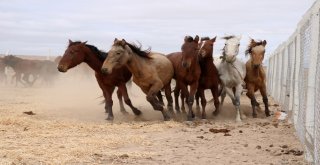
[218, 35, 246, 122]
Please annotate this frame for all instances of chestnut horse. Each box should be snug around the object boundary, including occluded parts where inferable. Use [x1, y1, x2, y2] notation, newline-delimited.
[195, 37, 220, 119]
[167, 35, 201, 121]
[218, 35, 246, 122]
[101, 38, 173, 121]
[58, 40, 141, 120]
[244, 38, 270, 118]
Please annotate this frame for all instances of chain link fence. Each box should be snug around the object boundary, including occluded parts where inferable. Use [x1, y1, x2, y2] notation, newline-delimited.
[267, 1, 320, 164]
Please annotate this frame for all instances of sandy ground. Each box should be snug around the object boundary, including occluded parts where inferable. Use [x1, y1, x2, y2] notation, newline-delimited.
[0, 73, 307, 165]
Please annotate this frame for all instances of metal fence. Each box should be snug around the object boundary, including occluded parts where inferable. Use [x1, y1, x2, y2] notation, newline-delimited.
[266, 1, 320, 164]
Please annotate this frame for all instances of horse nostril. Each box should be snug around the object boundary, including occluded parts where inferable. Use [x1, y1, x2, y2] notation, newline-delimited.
[57, 65, 66, 72]
[101, 68, 108, 74]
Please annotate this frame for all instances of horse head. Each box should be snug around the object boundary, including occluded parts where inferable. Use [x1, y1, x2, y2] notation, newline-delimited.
[245, 38, 267, 69]
[199, 36, 216, 58]
[57, 39, 87, 72]
[222, 35, 241, 63]
[181, 35, 199, 68]
[101, 38, 131, 74]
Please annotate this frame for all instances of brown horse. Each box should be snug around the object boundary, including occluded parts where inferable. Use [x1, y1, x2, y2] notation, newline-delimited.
[101, 38, 173, 121]
[244, 38, 270, 118]
[195, 36, 220, 119]
[58, 40, 141, 120]
[167, 35, 201, 120]
[3, 55, 40, 86]
[0, 57, 7, 84]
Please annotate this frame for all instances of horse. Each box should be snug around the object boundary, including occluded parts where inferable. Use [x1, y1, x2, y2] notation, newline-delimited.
[101, 38, 173, 121]
[58, 40, 141, 120]
[195, 36, 220, 119]
[2, 55, 40, 86]
[218, 35, 246, 122]
[167, 35, 201, 121]
[0, 57, 7, 84]
[244, 38, 270, 118]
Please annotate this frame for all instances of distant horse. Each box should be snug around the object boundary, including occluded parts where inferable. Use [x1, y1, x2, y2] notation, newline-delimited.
[101, 38, 173, 121]
[3, 55, 39, 86]
[218, 35, 246, 122]
[58, 40, 141, 120]
[167, 35, 201, 120]
[244, 38, 270, 117]
[0, 57, 7, 84]
[195, 36, 220, 119]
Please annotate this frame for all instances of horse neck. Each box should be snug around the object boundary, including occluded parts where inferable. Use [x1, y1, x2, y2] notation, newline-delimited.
[199, 56, 215, 75]
[125, 52, 145, 78]
[83, 49, 103, 72]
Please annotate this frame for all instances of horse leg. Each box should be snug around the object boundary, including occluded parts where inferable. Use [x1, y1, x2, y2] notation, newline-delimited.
[156, 91, 164, 106]
[211, 86, 220, 116]
[187, 82, 198, 121]
[164, 82, 174, 113]
[225, 87, 241, 122]
[220, 87, 226, 108]
[116, 88, 128, 114]
[199, 88, 206, 119]
[105, 88, 115, 120]
[236, 84, 246, 121]
[146, 82, 170, 121]
[195, 90, 200, 111]
[246, 84, 258, 118]
[180, 91, 186, 113]
[118, 83, 142, 116]
[260, 84, 270, 117]
[173, 85, 181, 113]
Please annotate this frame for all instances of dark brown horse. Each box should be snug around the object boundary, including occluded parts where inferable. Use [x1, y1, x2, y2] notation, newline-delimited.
[195, 37, 220, 119]
[3, 55, 40, 86]
[167, 35, 201, 120]
[58, 40, 141, 120]
[244, 38, 270, 118]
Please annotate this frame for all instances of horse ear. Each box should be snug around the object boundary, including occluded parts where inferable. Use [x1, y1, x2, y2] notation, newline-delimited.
[262, 40, 267, 46]
[121, 39, 126, 46]
[184, 36, 189, 42]
[250, 38, 255, 44]
[194, 35, 199, 42]
[212, 36, 217, 42]
[68, 39, 73, 44]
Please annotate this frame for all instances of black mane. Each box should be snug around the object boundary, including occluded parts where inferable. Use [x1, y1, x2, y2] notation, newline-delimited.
[245, 40, 265, 56]
[69, 41, 108, 61]
[221, 35, 236, 40]
[126, 42, 151, 59]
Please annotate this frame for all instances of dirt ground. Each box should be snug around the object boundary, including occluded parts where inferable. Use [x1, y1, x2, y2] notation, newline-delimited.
[0, 73, 307, 165]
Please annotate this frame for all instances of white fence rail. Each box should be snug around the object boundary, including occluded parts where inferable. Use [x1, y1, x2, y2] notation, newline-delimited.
[267, 1, 320, 164]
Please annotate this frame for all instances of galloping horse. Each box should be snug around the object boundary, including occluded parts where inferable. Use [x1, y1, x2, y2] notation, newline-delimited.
[244, 38, 270, 118]
[101, 39, 173, 121]
[195, 36, 220, 119]
[167, 35, 201, 120]
[218, 35, 246, 122]
[58, 40, 141, 120]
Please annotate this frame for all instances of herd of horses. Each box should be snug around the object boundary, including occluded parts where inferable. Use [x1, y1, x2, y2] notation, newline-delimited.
[57, 35, 270, 122]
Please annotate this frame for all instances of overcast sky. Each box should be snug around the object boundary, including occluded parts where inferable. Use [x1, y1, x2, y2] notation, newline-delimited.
[0, 0, 315, 60]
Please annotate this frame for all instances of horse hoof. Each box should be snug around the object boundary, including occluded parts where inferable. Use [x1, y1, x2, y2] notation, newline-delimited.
[133, 109, 142, 116]
[167, 105, 174, 111]
[187, 116, 193, 121]
[236, 119, 242, 123]
[106, 116, 114, 121]
[202, 114, 206, 119]
[252, 114, 257, 118]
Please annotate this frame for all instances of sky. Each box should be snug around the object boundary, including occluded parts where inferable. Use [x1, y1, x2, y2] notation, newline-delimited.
[0, 0, 315, 60]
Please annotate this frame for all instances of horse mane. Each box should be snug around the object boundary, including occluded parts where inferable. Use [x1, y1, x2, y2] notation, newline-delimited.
[69, 41, 108, 61]
[245, 40, 265, 56]
[125, 42, 152, 59]
[221, 35, 236, 40]
[201, 37, 210, 41]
